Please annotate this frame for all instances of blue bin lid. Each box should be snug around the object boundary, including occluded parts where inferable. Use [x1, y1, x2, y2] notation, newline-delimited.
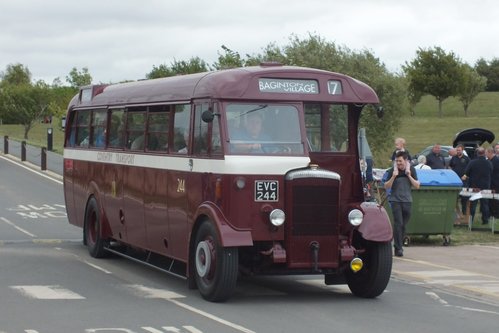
[415, 169, 463, 187]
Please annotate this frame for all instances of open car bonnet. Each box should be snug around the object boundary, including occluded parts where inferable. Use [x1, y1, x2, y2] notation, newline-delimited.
[453, 128, 495, 158]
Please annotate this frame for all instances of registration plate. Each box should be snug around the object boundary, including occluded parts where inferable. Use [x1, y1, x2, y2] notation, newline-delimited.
[255, 180, 279, 202]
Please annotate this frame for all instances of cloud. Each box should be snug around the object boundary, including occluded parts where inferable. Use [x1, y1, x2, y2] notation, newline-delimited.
[1, 0, 499, 83]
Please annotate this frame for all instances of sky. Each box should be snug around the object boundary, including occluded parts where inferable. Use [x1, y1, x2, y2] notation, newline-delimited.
[1, 0, 499, 84]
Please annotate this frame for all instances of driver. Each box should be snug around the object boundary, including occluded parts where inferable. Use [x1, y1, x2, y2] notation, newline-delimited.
[232, 112, 271, 153]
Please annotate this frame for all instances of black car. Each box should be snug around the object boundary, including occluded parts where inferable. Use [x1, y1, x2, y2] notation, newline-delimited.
[452, 128, 495, 159]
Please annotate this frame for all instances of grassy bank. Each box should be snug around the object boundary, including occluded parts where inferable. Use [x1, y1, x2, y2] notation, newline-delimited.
[373, 92, 499, 167]
[0, 119, 65, 154]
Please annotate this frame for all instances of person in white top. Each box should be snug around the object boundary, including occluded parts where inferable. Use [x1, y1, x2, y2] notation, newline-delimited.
[415, 155, 431, 170]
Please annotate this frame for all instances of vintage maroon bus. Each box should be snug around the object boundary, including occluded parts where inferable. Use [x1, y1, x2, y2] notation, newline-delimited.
[63, 64, 393, 302]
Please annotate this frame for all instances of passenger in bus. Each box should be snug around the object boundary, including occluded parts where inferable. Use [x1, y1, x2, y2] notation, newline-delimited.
[177, 129, 189, 154]
[94, 128, 106, 147]
[130, 134, 145, 150]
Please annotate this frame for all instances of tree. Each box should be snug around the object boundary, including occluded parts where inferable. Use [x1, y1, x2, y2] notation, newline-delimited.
[404, 47, 463, 117]
[475, 57, 499, 91]
[457, 64, 486, 117]
[245, 42, 288, 66]
[66, 67, 92, 88]
[146, 64, 174, 79]
[213, 45, 245, 70]
[407, 84, 423, 117]
[146, 57, 209, 79]
[1, 81, 52, 139]
[0, 63, 32, 86]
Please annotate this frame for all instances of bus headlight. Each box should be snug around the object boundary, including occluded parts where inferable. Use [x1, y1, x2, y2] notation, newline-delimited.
[269, 209, 285, 226]
[348, 209, 363, 226]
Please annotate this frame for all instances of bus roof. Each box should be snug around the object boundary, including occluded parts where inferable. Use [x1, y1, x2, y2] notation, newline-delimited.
[71, 65, 379, 108]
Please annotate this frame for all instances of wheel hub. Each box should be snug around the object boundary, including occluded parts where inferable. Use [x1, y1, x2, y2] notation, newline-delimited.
[195, 241, 212, 278]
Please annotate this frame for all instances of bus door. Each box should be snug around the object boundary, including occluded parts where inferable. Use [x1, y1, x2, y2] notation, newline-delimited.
[103, 108, 126, 242]
[167, 104, 192, 260]
[143, 107, 170, 256]
[122, 109, 147, 246]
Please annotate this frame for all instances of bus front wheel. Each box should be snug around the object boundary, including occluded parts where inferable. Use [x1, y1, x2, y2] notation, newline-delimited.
[84, 197, 108, 258]
[345, 241, 392, 298]
[193, 221, 238, 302]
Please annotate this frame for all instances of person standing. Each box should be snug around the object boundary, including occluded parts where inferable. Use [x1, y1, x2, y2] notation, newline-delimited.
[462, 147, 492, 225]
[384, 150, 420, 257]
[426, 144, 446, 169]
[449, 144, 471, 217]
[486, 147, 499, 218]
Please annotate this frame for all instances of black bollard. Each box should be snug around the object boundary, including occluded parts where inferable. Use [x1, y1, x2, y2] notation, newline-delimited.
[3, 135, 8, 154]
[47, 128, 53, 151]
[41, 147, 47, 171]
[21, 141, 26, 161]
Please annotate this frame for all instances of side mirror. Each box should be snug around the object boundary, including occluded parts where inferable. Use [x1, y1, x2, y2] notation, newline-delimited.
[201, 110, 215, 123]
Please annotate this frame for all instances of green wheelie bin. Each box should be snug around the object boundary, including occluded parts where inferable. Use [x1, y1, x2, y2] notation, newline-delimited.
[405, 169, 463, 245]
[384, 169, 463, 246]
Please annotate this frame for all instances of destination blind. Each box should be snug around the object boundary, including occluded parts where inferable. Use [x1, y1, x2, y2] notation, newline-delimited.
[258, 78, 319, 94]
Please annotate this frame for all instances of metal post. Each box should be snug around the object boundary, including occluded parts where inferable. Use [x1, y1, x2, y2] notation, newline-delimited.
[21, 141, 26, 161]
[3, 135, 8, 154]
[47, 128, 53, 151]
[41, 147, 47, 171]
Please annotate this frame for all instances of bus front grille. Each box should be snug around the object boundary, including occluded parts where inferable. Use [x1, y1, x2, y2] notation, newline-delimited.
[291, 183, 339, 236]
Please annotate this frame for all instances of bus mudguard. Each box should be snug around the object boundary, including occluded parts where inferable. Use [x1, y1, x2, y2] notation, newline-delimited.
[195, 202, 253, 247]
[357, 201, 393, 242]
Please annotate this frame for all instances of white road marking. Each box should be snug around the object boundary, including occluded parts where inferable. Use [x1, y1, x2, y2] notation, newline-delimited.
[426, 291, 449, 305]
[11, 285, 85, 299]
[0, 217, 37, 237]
[125, 284, 255, 333]
[409, 270, 479, 278]
[82, 260, 113, 274]
[124, 284, 185, 299]
[0, 155, 62, 184]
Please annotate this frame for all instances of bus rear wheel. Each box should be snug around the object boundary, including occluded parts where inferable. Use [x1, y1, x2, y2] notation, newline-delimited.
[84, 197, 108, 258]
[345, 241, 392, 298]
[193, 221, 238, 302]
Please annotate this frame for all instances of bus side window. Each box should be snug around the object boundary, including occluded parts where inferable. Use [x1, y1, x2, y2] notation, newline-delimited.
[109, 109, 125, 149]
[193, 103, 209, 155]
[147, 111, 169, 152]
[90, 110, 107, 148]
[65, 110, 76, 147]
[304, 104, 321, 152]
[211, 103, 222, 154]
[126, 111, 146, 150]
[173, 104, 191, 154]
[76, 110, 91, 147]
[328, 105, 348, 152]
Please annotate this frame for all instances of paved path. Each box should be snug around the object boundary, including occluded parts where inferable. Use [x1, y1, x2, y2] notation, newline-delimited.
[393, 244, 499, 305]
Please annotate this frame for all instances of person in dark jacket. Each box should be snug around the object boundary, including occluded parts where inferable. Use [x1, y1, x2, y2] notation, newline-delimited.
[426, 144, 446, 169]
[449, 144, 471, 216]
[462, 147, 492, 224]
[486, 147, 499, 218]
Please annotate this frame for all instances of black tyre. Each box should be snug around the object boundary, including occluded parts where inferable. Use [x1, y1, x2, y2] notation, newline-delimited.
[193, 220, 238, 302]
[84, 197, 108, 258]
[346, 241, 392, 298]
